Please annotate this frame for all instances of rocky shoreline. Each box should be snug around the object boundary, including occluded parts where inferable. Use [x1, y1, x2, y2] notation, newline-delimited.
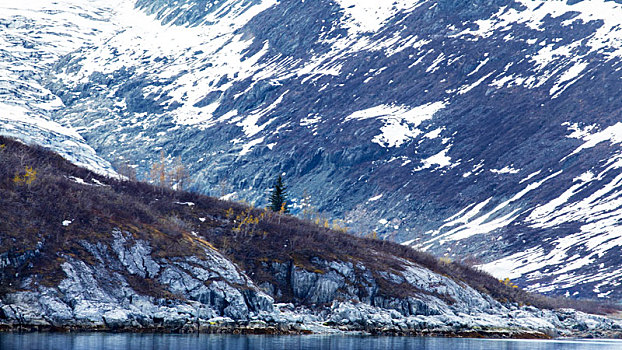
[0, 324, 618, 340]
[2, 299, 621, 339]
[2, 225, 621, 341]
[0, 325, 551, 340]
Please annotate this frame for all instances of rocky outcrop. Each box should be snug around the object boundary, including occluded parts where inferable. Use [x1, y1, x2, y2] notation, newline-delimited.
[0, 229, 273, 331]
[1, 228, 620, 337]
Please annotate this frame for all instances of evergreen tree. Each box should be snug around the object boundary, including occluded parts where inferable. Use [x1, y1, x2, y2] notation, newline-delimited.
[269, 175, 288, 213]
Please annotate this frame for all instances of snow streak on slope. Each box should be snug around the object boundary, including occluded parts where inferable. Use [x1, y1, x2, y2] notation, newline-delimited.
[468, 0, 622, 95]
[0, 0, 119, 176]
[420, 171, 562, 248]
[468, 119, 622, 296]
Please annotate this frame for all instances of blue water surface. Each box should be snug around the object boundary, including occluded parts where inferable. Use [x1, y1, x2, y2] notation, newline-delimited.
[1, 333, 621, 350]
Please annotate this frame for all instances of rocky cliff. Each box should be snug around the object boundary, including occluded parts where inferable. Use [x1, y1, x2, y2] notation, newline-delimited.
[0, 136, 620, 337]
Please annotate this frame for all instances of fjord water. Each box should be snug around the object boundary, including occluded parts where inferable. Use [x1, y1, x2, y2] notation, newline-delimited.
[1, 334, 622, 350]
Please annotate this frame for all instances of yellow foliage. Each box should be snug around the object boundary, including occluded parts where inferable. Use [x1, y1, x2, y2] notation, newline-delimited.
[13, 166, 37, 186]
[500, 277, 519, 288]
[331, 219, 348, 233]
[232, 208, 260, 235]
[150, 150, 168, 187]
[439, 256, 452, 265]
[302, 201, 350, 234]
[366, 231, 378, 239]
[183, 232, 217, 251]
[147, 152, 190, 190]
[171, 156, 189, 190]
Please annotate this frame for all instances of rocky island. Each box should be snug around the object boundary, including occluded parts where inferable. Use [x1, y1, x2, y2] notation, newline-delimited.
[1, 137, 620, 338]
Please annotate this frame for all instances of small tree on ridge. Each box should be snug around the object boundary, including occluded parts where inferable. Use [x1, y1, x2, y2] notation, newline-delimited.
[269, 175, 288, 213]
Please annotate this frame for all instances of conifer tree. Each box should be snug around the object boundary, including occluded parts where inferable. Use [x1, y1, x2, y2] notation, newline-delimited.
[269, 175, 288, 213]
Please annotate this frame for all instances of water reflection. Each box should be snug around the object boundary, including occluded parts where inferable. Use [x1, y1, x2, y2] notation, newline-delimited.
[1, 333, 621, 350]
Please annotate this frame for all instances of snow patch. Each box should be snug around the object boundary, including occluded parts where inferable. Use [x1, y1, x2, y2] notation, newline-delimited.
[417, 147, 453, 170]
[239, 137, 265, 156]
[565, 122, 622, 159]
[368, 194, 383, 202]
[490, 166, 520, 175]
[345, 102, 447, 148]
[335, 0, 422, 33]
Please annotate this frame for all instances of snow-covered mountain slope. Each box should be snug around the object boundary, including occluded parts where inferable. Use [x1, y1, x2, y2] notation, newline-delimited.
[0, 0, 118, 176]
[3, 0, 622, 300]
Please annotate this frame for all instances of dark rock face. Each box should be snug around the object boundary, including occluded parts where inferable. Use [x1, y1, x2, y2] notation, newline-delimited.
[3, 0, 622, 300]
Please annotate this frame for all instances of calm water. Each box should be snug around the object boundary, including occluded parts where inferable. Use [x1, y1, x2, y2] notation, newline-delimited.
[1, 333, 622, 350]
